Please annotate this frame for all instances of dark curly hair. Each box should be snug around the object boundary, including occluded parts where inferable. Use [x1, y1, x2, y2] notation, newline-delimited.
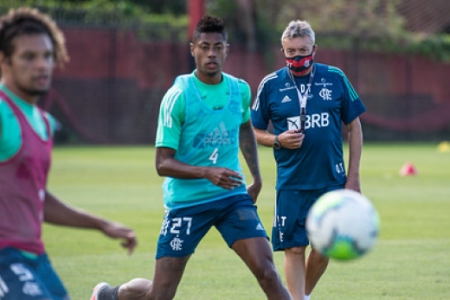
[192, 15, 228, 42]
[0, 7, 69, 71]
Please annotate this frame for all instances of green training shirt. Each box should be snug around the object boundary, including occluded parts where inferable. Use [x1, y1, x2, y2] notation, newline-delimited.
[155, 72, 252, 209]
[0, 83, 55, 161]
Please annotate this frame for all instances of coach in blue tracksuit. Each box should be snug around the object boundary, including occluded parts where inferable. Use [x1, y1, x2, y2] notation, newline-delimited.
[251, 20, 366, 300]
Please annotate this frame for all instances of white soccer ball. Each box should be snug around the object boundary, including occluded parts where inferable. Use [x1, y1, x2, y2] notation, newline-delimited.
[306, 189, 380, 260]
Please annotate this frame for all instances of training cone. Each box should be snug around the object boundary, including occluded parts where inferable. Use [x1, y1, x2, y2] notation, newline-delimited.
[399, 162, 417, 176]
[437, 141, 450, 153]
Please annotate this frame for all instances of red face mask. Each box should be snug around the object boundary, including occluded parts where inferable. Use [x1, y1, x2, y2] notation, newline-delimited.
[285, 50, 314, 76]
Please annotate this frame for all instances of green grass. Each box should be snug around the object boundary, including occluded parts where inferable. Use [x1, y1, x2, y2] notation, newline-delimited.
[43, 143, 450, 299]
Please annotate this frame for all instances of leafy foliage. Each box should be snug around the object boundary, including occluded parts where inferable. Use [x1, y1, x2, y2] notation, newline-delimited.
[2, 0, 450, 60]
[1, 0, 188, 41]
[253, 0, 450, 61]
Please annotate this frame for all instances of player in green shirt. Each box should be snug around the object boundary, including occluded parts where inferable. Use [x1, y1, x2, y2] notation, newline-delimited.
[92, 15, 291, 300]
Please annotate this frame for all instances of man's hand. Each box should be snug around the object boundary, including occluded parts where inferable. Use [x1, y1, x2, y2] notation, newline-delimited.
[278, 130, 305, 149]
[101, 222, 137, 255]
[205, 167, 244, 190]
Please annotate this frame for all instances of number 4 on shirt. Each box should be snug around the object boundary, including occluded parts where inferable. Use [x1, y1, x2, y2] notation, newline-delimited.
[209, 148, 219, 164]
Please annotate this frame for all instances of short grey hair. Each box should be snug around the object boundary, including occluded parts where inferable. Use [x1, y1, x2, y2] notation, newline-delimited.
[281, 20, 315, 44]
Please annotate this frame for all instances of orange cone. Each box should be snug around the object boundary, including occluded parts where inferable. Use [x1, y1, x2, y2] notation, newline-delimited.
[399, 162, 417, 176]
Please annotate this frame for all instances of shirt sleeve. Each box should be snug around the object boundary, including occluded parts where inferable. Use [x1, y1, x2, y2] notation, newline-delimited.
[44, 112, 58, 136]
[0, 99, 6, 137]
[238, 79, 252, 123]
[335, 69, 366, 124]
[155, 84, 186, 150]
[251, 74, 273, 130]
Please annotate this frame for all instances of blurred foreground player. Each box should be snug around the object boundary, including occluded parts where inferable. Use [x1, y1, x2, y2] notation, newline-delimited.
[0, 7, 137, 300]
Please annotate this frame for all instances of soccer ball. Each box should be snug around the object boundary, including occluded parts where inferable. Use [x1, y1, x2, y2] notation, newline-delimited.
[306, 189, 380, 260]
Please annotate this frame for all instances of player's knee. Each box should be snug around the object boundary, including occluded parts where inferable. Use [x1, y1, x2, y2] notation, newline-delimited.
[286, 245, 307, 256]
[119, 278, 153, 299]
[254, 263, 281, 287]
[310, 247, 329, 262]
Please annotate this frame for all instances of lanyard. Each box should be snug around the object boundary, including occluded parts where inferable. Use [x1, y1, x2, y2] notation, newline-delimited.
[288, 64, 316, 133]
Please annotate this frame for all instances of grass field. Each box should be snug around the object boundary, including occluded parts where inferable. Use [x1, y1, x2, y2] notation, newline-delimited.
[43, 143, 450, 299]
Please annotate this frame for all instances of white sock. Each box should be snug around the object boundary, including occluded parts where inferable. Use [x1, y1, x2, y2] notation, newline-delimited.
[304, 295, 311, 300]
